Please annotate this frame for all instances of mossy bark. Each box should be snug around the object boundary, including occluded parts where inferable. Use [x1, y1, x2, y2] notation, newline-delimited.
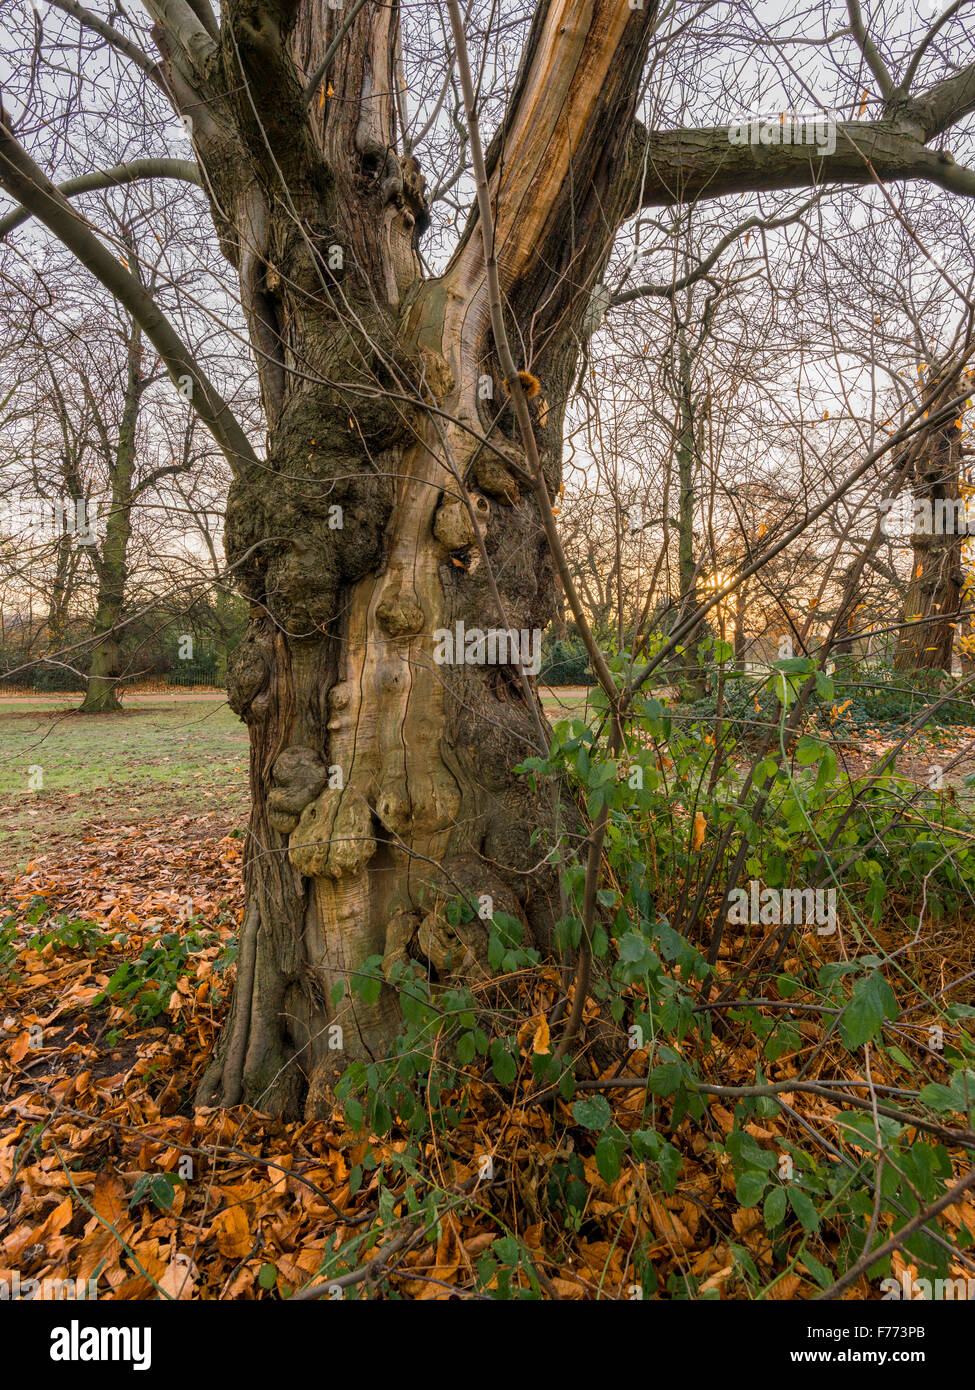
[198, 287, 567, 1117]
[184, 0, 659, 1117]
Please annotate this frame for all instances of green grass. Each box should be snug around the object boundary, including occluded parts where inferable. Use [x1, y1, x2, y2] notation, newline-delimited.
[0, 686, 597, 871]
[0, 697, 249, 866]
[539, 684, 597, 722]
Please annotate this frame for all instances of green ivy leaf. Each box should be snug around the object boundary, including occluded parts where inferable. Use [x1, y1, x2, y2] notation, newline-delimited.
[795, 734, 824, 765]
[344, 1097, 364, 1129]
[814, 671, 835, 701]
[799, 1246, 833, 1290]
[572, 1095, 612, 1132]
[840, 972, 898, 1050]
[646, 1063, 683, 1097]
[656, 1142, 683, 1193]
[735, 1170, 767, 1207]
[150, 1174, 179, 1211]
[787, 1185, 820, 1233]
[619, 931, 650, 964]
[763, 1186, 787, 1229]
[595, 1132, 623, 1182]
[490, 1039, 518, 1085]
[919, 1082, 959, 1113]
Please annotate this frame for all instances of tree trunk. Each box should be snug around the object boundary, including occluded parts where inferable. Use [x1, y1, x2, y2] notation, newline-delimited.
[894, 404, 966, 674]
[673, 329, 707, 698]
[194, 0, 659, 1116]
[79, 317, 142, 713]
[46, 528, 75, 653]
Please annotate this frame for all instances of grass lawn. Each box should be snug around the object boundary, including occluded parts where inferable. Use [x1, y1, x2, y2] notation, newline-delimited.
[0, 687, 596, 870]
[538, 683, 598, 722]
[0, 697, 249, 868]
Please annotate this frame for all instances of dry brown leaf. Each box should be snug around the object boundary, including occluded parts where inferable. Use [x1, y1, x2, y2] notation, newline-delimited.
[157, 1254, 199, 1300]
[732, 1207, 763, 1236]
[700, 1264, 733, 1295]
[213, 1203, 252, 1260]
[550, 1276, 586, 1300]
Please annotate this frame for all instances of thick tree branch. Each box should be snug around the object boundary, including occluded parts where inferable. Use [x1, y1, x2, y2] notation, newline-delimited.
[0, 158, 202, 237]
[908, 58, 975, 137]
[184, 0, 219, 42]
[0, 111, 256, 474]
[632, 112, 975, 210]
[132, 458, 195, 496]
[139, 0, 217, 74]
[220, 0, 325, 191]
[846, 0, 897, 102]
[900, 0, 971, 98]
[446, 0, 661, 368]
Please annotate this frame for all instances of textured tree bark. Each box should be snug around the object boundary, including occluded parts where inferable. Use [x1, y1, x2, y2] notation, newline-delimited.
[631, 103, 975, 210]
[894, 407, 966, 674]
[191, 0, 660, 1116]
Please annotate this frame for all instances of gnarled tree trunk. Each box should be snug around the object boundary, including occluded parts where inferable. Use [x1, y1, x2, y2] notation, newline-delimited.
[192, 0, 659, 1116]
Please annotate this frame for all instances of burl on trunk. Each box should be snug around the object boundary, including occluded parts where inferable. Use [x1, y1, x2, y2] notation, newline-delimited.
[195, 0, 657, 1116]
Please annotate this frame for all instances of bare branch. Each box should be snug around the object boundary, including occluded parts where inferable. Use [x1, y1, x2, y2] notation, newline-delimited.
[900, 0, 972, 97]
[611, 192, 822, 306]
[0, 158, 202, 237]
[44, 0, 165, 87]
[0, 109, 256, 473]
